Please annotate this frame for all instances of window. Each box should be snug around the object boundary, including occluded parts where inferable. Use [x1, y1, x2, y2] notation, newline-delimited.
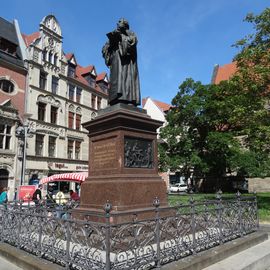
[48, 52, 52, 63]
[51, 106, 58, 124]
[68, 65, 76, 78]
[86, 75, 96, 88]
[54, 55, 58, 66]
[0, 124, 11, 150]
[39, 71, 47, 90]
[48, 137, 56, 157]
[38, 102, 46, 121]
[91, 94, 96, 109]
[67, 140, 74, 159]
[75, 114, 81, 130]
[75, 141, 81, 159]
[42, 50, 47, 61]
[69, 85, 75, 101]
[0, 38, 17, 56]
[0, 80, 14, 93]
[97, 97, 102, 110]
[35, 134, 44, 156]
[68, 112, 74, 129]
[51, 76, 58, 94]
[76, 87, 82, 103]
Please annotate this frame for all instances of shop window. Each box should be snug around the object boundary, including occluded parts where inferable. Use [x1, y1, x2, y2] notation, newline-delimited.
[0, 124, 11, 150]
[35, 134, 44, 156]
[0, 80, 14, 93]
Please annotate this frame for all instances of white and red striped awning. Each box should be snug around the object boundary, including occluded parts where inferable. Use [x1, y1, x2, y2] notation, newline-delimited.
[40, 172, 88, 185]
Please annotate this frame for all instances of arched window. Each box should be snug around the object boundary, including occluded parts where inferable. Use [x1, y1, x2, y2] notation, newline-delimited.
[0, 80, 14, 93]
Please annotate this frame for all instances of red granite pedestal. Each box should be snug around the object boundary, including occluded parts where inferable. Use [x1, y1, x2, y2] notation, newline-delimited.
[77, 104, 168, 222]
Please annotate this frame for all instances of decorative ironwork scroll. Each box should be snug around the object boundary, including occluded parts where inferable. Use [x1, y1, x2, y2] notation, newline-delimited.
[124, 137, 153, 168]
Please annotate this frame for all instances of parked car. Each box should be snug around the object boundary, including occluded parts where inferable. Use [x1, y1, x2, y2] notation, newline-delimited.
[169, 183, 188, 193]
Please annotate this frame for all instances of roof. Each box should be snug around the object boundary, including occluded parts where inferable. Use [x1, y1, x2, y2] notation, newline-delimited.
[212, 62, 237, 84]
[0, 17, 24, 68]
[143, 97, 171, 112]
[0, 17, 19, 45]
[22, 32, 40, 47]
[65, 53, 73, 61]
[96, 72, 107, 82]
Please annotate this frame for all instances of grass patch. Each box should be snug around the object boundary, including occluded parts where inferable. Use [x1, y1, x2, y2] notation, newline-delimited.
[168, 192, 270, 223]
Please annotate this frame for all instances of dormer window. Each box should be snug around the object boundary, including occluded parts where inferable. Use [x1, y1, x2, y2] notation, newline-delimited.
[0, 38, 17, 56]
[86, 75, 96, 88]
[68, 64, 76, 78]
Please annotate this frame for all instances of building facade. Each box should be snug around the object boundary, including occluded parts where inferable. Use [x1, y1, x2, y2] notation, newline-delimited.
[21, 15, 108, 188]
[0, 17, 27, 196]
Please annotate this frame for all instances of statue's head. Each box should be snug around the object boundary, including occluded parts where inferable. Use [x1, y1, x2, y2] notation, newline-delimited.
[117, 18, 129, 31]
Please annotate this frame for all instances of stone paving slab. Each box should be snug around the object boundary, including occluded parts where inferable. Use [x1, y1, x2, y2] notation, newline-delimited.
[203, 239, 270, 270]
[0, 255, 23, 270]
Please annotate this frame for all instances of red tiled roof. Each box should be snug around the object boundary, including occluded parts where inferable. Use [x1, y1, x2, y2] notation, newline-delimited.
[143, 97, 171, 112]
[79, 65, 95, 76]
[153, 99, 171, 112]
[22, 32, 40, 47]
[65, 53, 73, 61]
[96, 72, 107, 82]
[213, 62, 237, 84]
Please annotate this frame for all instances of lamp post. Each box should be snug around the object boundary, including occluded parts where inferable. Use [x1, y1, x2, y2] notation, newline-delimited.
[16, 113, 33, 186]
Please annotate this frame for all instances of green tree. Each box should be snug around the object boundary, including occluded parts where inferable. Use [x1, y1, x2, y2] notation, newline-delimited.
[159, 8, 270, 189]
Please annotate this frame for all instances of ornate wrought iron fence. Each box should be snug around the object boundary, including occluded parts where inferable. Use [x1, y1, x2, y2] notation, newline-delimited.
[0, 192, 258, 270]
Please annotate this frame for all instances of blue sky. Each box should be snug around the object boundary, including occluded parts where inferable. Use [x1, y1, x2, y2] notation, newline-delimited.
[2, 0, 269, 104]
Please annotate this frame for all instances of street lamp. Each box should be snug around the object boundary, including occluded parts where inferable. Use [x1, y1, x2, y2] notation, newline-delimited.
[16, 113, 33, 186]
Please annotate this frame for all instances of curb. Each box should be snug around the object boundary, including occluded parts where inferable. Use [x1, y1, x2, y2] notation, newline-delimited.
[161, 231, 268, 270]
[0, 243, 64, 270]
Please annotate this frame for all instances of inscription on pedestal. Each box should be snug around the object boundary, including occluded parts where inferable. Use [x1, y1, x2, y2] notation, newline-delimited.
[124, 137, 153, 168]
[93, 140, 117, 170]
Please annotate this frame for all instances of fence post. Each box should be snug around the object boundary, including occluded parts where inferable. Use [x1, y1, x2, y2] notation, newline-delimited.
[236, 191, 243, 236]
[104, 201, 112, 270]
[253, 192, 259, 230]
[153, 197, 161, 269]
[216, 190, 224, 244]
[65, 220, 71, 269]
[38, 216, 43, 257]
[190, 196, 197, 254]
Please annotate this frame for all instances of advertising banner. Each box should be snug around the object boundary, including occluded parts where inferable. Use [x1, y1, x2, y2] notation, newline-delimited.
[18, 185, 37, 202]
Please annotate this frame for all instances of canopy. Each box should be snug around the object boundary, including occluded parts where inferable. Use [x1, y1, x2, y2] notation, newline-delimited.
[40, 172, 88, 185]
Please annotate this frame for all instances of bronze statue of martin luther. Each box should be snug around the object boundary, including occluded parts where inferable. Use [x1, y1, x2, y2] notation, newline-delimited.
[102, 18, 141, 107]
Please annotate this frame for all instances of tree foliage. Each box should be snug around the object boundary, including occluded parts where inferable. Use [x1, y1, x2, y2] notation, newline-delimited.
[159, 8, 270, 182]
